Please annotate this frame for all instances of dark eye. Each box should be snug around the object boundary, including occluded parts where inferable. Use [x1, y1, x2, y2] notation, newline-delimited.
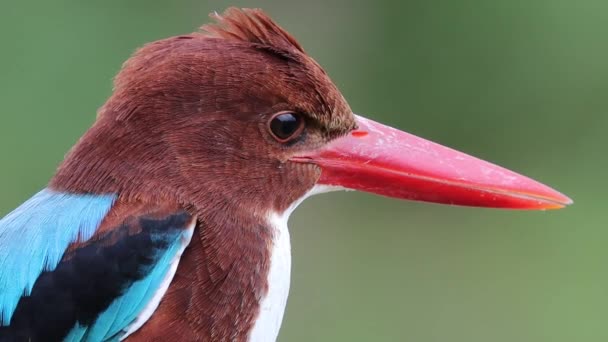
[268, 112, 304, 143]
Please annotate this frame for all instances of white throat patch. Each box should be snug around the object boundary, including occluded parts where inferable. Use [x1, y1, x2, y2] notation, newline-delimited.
[247, 185, 342, 342]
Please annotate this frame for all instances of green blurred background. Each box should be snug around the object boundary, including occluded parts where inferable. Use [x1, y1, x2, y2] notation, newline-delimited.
[0, 1, 605, 341]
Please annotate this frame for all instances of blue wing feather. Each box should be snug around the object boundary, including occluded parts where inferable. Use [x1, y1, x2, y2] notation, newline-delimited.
[0, 197, 194, 341]
[69, 226, 192, 341]
[0, 191, 194, 341]
[0, 189, 116, 325]
[64, 323, 88, 342]
[86, 230, 189, 341]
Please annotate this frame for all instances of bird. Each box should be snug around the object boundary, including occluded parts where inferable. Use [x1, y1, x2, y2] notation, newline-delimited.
[0, 7, 571, 342]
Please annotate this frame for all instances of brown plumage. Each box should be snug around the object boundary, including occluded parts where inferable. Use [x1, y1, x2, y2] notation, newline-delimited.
[52, 8, 354, 213]
[50, 7, 355, 341]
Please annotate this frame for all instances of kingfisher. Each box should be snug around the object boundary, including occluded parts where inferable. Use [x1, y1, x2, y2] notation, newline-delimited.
[0, 7, 571, 342]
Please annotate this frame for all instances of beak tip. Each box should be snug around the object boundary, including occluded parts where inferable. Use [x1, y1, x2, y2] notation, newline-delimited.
[556, 194, 574, 207]
[534, 190, 572, 210]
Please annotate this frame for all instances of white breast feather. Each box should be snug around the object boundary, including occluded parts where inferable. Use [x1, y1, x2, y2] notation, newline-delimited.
[248, 185, 343, 342]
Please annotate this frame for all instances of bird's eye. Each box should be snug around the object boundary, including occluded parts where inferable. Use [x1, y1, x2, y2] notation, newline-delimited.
[268, 112, 304, 143]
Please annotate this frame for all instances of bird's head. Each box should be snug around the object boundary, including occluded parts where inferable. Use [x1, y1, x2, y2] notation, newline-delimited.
[52, 8, 570, 220]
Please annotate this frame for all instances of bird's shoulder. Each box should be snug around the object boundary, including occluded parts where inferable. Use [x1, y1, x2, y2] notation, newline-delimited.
[0, 189, 195, 341]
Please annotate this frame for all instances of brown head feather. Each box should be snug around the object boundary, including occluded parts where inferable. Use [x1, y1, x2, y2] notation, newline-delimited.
[48, 8, 357, 341]
[201, 7, 305, 56]
[53, 7, 355, 214]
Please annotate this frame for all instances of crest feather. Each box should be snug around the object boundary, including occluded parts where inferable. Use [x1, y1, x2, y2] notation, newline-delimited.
[201, 7, 305, 55]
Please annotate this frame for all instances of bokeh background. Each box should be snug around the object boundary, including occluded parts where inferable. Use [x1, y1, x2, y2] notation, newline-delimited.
[0, 1, 605, 341]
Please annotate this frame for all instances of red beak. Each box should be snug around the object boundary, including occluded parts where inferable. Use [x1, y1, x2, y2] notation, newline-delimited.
[292, 114, 572, 209]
